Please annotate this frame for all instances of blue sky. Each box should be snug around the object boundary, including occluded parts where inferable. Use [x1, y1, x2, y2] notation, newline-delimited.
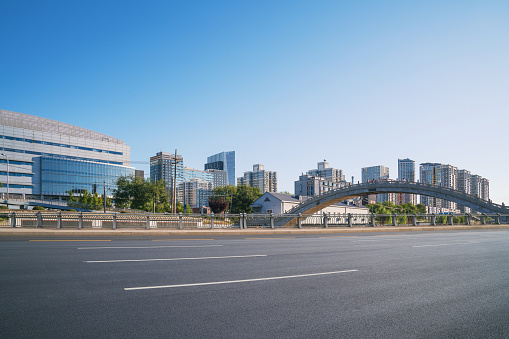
[2, 1, 508, 204]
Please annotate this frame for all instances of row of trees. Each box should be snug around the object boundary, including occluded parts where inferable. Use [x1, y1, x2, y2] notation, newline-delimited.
[366, 201, 427, 215]
[114, 176, 191, 213]
[68, 190, 112, 210]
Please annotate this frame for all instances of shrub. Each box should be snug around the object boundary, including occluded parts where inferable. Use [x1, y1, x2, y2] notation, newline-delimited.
[32, 206, 46, 211]
[0, 205, 8, 210]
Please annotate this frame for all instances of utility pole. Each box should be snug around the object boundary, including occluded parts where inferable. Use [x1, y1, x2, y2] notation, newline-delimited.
[103, 180, 106, 213]
[1, 153, 9, 208]
[173, 149, 178, 214]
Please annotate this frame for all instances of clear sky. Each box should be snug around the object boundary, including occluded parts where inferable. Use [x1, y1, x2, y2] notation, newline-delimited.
[1, 0, 508, 204]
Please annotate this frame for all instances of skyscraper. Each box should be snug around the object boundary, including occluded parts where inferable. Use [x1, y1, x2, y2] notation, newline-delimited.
[205, 151, 235, 186]
[397, 158, 417, 204]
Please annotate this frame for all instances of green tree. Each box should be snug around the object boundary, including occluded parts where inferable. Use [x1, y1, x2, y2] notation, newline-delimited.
[231, 185, 262, 214]
[113, 176, 170, 212]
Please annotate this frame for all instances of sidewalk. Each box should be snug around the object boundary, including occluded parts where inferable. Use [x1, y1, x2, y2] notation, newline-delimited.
[1, 224, 508, 236]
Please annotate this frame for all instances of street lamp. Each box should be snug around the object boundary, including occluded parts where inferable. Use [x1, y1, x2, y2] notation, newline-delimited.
[1, 153, 8, 203]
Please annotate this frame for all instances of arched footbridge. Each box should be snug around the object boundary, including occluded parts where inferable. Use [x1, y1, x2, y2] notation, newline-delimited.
[276, 182, 508, 226]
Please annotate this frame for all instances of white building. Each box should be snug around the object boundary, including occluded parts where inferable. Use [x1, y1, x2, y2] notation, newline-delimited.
[251, 192, 369, 216]
[0, 109, 134, 202]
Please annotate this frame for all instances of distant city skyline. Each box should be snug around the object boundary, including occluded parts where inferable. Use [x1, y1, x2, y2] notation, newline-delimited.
[2, 1, 508, 204]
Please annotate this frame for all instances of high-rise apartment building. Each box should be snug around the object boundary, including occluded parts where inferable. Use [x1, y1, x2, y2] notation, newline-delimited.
[307, 161, 345, 183]
[150, 152, 184, 197]
[294, 174, 349, 197]
[205, 151, 235, 186]
[361, 165, 394, 203]
[397, 158, 417, 205]
[419, 163, 458, 212]
[470, 175, 489, 202]
[0, 109, 134, 201]
[456, 169, 472, 212]
[150, 151, 225, 207]
[237, 164, 277, 193]
[361, 165, 390, 182]
[180, 179, 213, 209]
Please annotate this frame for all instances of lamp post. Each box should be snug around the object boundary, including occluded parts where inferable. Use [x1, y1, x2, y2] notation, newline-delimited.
[1, 153, 8, 204]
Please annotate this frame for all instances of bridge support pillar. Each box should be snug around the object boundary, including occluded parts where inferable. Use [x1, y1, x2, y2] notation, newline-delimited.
[57, 211, 62, 229]
[370, 214, 376, 227]
[465, 214, 471, 225]
[481, 214, 486, 225]
[78, 211, 83, 229]
[495, 214, 501, 225]
[392, 214, 397, 227]
[348, 214, 352, 227]
[431, 214, 436, 226]
[270, 212, 274, 229]
[297, 213, 302, 228]
[36, 211, 42, 228]
[412, 214, 417, 226]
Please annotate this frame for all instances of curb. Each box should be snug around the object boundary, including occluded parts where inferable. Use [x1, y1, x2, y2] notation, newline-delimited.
[1, 225, 508, 237]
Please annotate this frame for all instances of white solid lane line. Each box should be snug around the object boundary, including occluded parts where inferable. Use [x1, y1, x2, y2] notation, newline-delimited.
[78, 245, 223, 250]
[125, 269, 359, 290]
[412, 242, 480, 248]
[85, 254, 266, 263]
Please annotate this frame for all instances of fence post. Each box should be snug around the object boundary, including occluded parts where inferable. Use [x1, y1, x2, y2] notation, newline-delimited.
[481, 214, 486, 225]
[36, 211, 42, 228]
[211, 212, 214, 229]
[495, 213, 501, 225]
[412, 214, 417, 226]
[179, 213, 183, 230]
[371, 214, 376, 227]
[465, 214, 470, 225]
[243, 213, 248, 229]
[324, 213, 328, 228]
[448, 215, 453, 225]
[10, 212, 15, 228]
[270, 212, 274, 229]
[78, 211, 83, 229]
[348, 213, 353, 227]
[57, 211, 62, 229]
[431, 214, 436, 226]
[298, 213, 302, 229]
[146, 213, 150, 230]
[392, 214, 397, 227]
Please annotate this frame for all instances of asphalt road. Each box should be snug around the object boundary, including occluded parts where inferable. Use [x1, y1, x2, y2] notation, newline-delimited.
[1, 230, 509, 338]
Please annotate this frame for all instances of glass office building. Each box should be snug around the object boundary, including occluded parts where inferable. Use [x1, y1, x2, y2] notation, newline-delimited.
[205, 151, 235, 186]
[0, 109, 134, 200]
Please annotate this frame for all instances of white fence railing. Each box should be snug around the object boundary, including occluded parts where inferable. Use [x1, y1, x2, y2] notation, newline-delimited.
[0, 212, 508, 229]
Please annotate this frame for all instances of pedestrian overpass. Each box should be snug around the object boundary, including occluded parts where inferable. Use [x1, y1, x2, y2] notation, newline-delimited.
[277, 181, 508, 226]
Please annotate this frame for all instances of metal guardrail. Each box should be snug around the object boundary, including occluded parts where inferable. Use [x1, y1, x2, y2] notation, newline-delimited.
[1, 212, 507, 229]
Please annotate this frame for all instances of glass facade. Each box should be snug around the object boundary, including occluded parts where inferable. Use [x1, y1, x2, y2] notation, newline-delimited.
[41, 157, 134, 196]
[206, 151, 235, 186]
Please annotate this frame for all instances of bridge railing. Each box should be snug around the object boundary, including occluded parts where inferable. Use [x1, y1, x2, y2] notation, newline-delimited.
[1, 211, 508, 229]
